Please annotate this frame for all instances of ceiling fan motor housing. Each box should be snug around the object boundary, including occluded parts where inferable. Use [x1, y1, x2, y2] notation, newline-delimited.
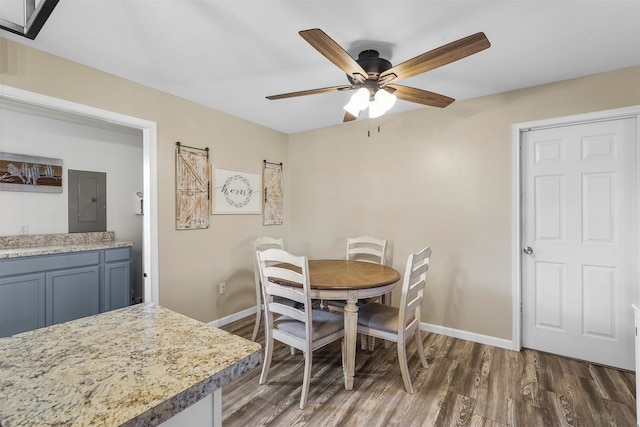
[347, 50, 392, 86]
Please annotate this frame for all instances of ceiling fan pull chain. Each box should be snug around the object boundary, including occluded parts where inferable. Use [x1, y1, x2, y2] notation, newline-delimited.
[367, 123, 383, 138]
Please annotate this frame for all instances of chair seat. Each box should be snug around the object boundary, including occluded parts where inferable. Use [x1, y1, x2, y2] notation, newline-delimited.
[357, 302, 399, 334]
[276, 309, 344, 341]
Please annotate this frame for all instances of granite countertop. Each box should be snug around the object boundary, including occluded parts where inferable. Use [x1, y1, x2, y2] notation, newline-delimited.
[0, 303, 262, 427]
[0, 232, 133, 259]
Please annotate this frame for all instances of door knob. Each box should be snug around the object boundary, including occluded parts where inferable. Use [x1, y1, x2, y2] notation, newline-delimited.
[523, 246, 533, 254]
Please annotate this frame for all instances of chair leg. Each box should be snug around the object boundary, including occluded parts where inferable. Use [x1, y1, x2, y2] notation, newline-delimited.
[259, 335, 273, 385]
[415, 329, 428, 368]
[397, 339, 414, 394]
[360, 334, 368, 350]
[299, 351, 312, 409]
[250, 305, 261, 342]
[367, 336, 376, 352]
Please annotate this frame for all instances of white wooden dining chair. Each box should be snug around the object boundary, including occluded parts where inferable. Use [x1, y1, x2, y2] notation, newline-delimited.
[250, 236, 284, 341]
[327, 235, 389, 350]
[347, 235, 392, 306]
[257, 248, 345, 409]
[356, 246, 431, 394]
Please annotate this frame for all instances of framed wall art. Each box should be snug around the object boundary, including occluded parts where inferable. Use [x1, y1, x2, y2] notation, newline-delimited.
[212, 167, 261, 214]
[0, 152, 63, 193]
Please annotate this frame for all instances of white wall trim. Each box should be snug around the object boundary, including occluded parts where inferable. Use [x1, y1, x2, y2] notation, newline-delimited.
[207, 306, 257, 328]
[512, 105, 640, 352]
[420, 322, 513, 350]
[208, 306, 513, 350]
[0, 84, 160, 304]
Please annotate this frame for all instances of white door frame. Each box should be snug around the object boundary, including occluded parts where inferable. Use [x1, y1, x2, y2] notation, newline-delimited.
[0, 85, 160, 305]
[512, 105, 640, 351]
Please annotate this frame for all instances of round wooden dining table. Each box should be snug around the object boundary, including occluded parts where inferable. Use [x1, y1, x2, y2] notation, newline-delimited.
[306, 260, 401, 390]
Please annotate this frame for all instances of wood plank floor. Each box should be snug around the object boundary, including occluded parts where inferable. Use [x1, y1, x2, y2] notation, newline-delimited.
[220, 315, 636, 426]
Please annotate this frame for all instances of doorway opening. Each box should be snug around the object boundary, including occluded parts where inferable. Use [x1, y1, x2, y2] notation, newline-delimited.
[0, 84, 159, 304]
[512, 105, 640, 369]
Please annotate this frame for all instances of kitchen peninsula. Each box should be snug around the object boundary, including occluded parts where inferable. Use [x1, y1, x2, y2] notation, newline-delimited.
[0, 303, 261, 426]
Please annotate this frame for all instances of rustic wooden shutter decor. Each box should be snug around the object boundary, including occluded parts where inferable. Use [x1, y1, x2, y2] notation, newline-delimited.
[175, 142, 210, 230]
[263, 160, 283, 225]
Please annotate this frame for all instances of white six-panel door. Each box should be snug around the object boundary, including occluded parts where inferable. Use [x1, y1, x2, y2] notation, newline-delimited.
[522, 117, 637, 370]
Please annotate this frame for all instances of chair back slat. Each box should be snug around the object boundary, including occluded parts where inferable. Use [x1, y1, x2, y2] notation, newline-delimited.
[268, 301, 306, 323]
[263, 276, 305, 300]
[263, 265, 305, 291]
[405, 294, 422, 314]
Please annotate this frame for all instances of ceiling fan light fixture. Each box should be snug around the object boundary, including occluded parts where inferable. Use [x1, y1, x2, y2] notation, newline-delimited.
[369, 89, 397, 118]
[375, 88, 397, 110]
[368, 99, 386, 118]
[343, 88, 370, 116]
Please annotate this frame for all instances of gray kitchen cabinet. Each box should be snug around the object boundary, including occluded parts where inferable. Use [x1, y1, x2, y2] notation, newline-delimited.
[0, 246, 132, 337]
[0, 273, 46, 337]
[104, 247, 131, 311]
[46, 265, 101, 325]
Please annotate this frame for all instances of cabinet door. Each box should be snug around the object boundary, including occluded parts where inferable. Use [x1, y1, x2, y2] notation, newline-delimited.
[46, 266, 100, 326]
[104, 261, 131, 311]
[0, 274, 46, 337]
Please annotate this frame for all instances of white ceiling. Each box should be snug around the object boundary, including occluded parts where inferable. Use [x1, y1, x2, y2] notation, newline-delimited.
[2, 1, 639, 134]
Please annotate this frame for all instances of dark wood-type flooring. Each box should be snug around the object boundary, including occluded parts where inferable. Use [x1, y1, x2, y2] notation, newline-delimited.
[220, 315, 636, 426]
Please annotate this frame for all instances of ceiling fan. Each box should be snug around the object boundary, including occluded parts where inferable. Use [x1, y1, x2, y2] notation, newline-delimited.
[266, 28, 491, 122]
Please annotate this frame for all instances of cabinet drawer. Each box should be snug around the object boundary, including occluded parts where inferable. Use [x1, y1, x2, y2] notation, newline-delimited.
[104, 247, 131, 263]
[0, 251, 100, 277]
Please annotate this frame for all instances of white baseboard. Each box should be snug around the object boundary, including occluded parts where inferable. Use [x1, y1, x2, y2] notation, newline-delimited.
[208, 307, 514, 351]
[421, 322, 514, 350]
[207, 306, 257, 328]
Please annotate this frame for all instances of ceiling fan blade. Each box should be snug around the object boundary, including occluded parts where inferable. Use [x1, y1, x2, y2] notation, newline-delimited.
[343, 111, 358, 122]
[299, 29, 368, 83]
[266, 85, 353, 100]
[388, 84, 455, 108]
[380, 32, 490, 83]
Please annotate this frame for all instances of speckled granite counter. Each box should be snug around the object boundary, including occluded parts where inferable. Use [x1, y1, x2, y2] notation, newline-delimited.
[0, 303, 262, 427]
[0, 231, 132, 259]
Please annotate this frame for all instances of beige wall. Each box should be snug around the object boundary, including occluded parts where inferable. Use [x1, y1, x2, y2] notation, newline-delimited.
[2, 37, 639, 339]
[1, 38, 289, 322]
[287, 66, 640, 340]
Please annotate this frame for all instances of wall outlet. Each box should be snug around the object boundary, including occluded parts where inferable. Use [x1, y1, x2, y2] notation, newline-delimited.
[20, 225, 29, 235]
[219, 282, 227, 294]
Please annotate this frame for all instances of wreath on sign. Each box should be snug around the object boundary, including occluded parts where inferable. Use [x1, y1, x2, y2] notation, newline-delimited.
[222, 174, 254, 208]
